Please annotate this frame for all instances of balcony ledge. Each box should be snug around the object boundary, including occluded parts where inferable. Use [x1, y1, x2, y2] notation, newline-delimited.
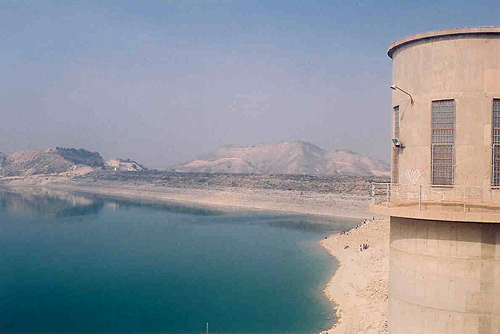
[370, 202, 500, 223]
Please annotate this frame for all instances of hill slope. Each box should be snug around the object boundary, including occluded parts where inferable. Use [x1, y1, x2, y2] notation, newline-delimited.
[105, 158, 148, 172]
[175, 140, 389, 176]
[0, 148, 105, 177]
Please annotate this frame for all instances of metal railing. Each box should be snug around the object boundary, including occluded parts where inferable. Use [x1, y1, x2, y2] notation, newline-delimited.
[371, 183, 500, 212]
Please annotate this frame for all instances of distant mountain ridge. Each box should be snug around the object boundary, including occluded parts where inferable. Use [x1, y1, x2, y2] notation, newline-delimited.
[0, 142, 389, 178]
[0, 148, 105, 177]
[176, 140, 390, 177]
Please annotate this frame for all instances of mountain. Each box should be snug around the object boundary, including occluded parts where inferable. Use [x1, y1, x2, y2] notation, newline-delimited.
[0, 147, 105, 177]
[175, 140, 390, 176]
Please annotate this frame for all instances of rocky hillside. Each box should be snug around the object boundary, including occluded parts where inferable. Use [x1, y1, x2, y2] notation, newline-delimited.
[105, 158, 147, 172]
[0, 148, 105, 177]
[175, 140, 390, 177]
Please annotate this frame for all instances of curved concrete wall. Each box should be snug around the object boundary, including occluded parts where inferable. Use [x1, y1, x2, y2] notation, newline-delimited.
[387, 28, 500, 334]
[389, 217, 500, 334]
[390, 28, 500, 187]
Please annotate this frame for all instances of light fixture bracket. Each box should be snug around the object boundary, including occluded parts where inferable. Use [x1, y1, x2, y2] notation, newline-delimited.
[390, 85, 414, 105]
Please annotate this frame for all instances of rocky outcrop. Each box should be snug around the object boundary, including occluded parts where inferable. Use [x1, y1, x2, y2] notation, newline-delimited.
[55, 147, 105, 167]
[105, 158, 147, 172]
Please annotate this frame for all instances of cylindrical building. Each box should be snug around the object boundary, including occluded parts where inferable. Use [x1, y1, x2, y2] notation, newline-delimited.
[372, 27, 500, 334]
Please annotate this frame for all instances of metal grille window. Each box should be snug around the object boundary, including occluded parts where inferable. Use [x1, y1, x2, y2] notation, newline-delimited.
[492, 99, 500, 187]
[392, 106, 400, 183]
[392, 147, 399, 184]
[394, 106, 400, 139]
[431, 100, 455, 185]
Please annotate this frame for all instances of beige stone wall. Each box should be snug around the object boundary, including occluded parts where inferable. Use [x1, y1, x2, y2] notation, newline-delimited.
[389, 216, 500, 334]
[391, 33, 500, 188]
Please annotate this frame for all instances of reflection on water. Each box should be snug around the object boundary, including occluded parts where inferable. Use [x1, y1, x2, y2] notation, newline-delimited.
[0, 186, 225, 218]
[0, 186, 359, 234]
[0, 187, 105, 217]
[260, 216, 359, 233]
[98, 195, 226, 216]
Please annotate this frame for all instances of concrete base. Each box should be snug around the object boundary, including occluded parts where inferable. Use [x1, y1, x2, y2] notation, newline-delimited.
[389, 217, 500, 334]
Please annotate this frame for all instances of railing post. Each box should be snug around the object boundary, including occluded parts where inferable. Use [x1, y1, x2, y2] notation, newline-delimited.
[419, 185, 422, 211]
[386, 183, 390, 208]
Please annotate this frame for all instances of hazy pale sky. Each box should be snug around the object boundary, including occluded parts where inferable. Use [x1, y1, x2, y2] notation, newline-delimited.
[2, 1, 500, 168]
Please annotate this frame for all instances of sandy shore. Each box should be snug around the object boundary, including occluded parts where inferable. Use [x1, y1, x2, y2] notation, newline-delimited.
[2, 176, 374, 219]
[321, 218, 390, 334]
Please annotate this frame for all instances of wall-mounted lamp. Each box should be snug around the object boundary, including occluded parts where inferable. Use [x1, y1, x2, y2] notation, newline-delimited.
[392, 138, 405, 149]
[390, 84, 414, 106]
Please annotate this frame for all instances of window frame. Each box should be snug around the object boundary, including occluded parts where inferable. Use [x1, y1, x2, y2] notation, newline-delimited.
[392, 106, 400, 184]
[431, 99, 455, 186]
[492, 99, 500, 188]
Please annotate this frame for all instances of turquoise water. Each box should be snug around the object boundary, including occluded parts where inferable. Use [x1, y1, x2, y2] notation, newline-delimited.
[0, 187, 358, 334]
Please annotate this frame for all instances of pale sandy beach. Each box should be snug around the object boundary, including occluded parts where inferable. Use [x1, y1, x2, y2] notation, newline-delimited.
[321, 218, 390, 334]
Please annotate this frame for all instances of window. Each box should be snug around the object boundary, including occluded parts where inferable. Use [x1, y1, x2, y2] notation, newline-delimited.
[492, 99, 500, 187]
[392, 106, 400, 184]
[394, 106, 400, 139]
[431, 100, 455, 185]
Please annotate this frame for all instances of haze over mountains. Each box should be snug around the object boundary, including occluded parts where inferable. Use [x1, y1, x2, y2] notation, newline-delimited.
[0, 141, 389, 177]
[175, 140, 389, 177]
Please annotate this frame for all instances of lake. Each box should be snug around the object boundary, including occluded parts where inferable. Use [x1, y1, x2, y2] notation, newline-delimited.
[0, 187, 358, 334]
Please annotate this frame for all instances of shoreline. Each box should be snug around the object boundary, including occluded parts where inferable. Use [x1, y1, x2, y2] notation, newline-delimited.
[320, 218, 389, 334]
[0, 179, 373, 220]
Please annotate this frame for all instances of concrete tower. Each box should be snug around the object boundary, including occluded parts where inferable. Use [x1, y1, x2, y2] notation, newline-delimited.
[372, 27, 500, 334]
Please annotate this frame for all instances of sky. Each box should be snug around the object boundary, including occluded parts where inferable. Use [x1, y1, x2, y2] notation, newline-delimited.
[2, 0, 500, 168]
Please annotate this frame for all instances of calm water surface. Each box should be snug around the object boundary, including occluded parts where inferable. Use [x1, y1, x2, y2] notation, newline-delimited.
[0, 187, 358, 334]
